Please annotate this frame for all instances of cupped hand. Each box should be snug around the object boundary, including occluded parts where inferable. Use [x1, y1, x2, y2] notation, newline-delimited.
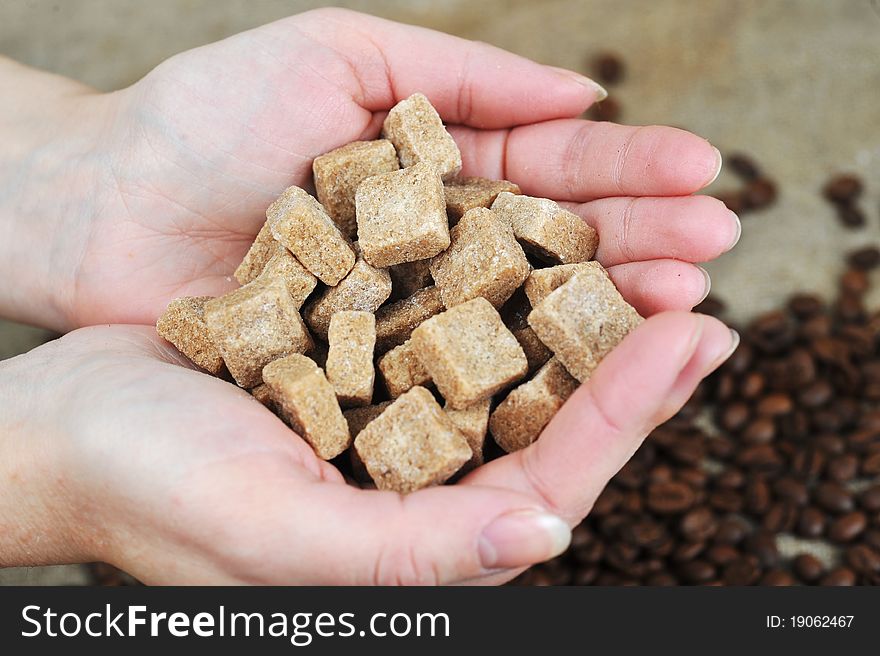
[53, 7, 734, 329]
[2, 310, 734, 585]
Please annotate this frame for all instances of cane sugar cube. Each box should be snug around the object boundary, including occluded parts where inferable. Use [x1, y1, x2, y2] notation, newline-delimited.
[262, 355, 350, 460]
[156, 296, 225, 375]
[267, 185, 355, 285]
[523, 262, 607, 307]
[444, 398, 490, 470]
[234, 221, 284, 286]
[326, 311, 376, 407]
[375, 285, 445, 353]
[354, 386, 471, 493]
[529, 268, 642, 382]
[511, 322, 553, 374]
[355, 162, 450, 268]
[313, 140, 400, 238]
[410, 297, 528, 409]
[492, 191, 598, 264]
[344, 402, 392, 485]
[250, 383, 276, 409]
[444, 177, 521, 222]
[389, 258, 433, 300]
[429, 207, 530, 309]
[377, 339, 431, 398]
[303, 253, 392, 339]
[257, 249, 318, 309]
[489, 358, 578, 453]
[204, 277, 313, 388]
[344, 402, 392, 439]
[381, 93, 462, 181]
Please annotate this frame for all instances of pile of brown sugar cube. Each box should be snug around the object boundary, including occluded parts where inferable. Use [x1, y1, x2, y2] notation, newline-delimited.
[157, 93, 643, 494]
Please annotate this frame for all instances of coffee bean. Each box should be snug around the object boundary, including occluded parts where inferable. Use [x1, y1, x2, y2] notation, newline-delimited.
[773, 477, 809, 505]
[723, 556, 761, 585]
[745, 477, 772, 515]
[762, 501, 798, 533]
[743, 178, 777, 210]
[829, 511, 867, 543]
[820, 567, 856, 586]
[740, 371, 765, 399]
[572, 566, 599, 586]
[863, 452, 880, 476]
[791, 447, 826, 479]
[841, 268, 869, 296]
[709, 489, 743, 513]
[826, 454, 858, 482]
[720, 402, 750, 432]
[845, 544, 880, 576]
[814, 482, 855, 514]
[727, 153, 761, 181]
[622, 519, 667, 549]
[588, 96, 621, 122]
[792, 554, 825, 583]
[737, 444, 783, 472]
[757, 393, 793, 416]
[760, 569, 795, 586]
[679, 507, 718, 542]
[672, 540, 706, 563]
[713, 516, 749, 545]
[645, 572, 677, 586]
[743, 417, 777, 444]
[592, 52, 625, 85]
[646, 481, 695, 514]
[837, 204, 866, 228]
[823, 174, 863, 204]
[678, 560, 716, 584]
[859, 485, 880, 513]
[847, 245, 880, 271]
[706, 544, 741, 566]
[725, 342, 753, 375]
[797, 380, 833, 407]
[788, 293, 824, 319]
[797, 507, 826, 538]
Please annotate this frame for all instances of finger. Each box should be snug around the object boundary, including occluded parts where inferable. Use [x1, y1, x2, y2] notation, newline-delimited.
[267, 482, 572, 585]
[296, 8, 603, 127]
[607, 260, 711, 316]
[560, 195, 741, 267]
[449, 119, 722, 201]
[465, 312, 736, 522]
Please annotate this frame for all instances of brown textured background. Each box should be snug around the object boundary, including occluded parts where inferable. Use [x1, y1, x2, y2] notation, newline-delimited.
[1, 0, 878, 584]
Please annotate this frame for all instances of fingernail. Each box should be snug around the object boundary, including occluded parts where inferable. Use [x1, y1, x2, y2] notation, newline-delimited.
[478, 510, 571, 570]
[706, 146, 723, 186]
[705, 328, 740, 374]
[697, 266, 712, 304]
[548, 66, 608, 101]
[726, 211, 742, 251]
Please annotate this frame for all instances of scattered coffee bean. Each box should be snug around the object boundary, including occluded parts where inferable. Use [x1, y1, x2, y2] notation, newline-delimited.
[847, 246, 880, 271]
[792, 554, 825, 583]
[728, 153, 761, 181]
[592, 52, 625, 85]
[823, 174, 863, 204]
[830, 511, 867, 543]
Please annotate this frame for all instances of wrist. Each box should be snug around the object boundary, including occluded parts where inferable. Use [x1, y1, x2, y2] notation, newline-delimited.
[0, 58, 119, 331]
[0, 348, 101, 567]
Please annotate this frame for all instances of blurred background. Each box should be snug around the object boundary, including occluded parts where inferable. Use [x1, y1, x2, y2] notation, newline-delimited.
[1, 0, 878, 585]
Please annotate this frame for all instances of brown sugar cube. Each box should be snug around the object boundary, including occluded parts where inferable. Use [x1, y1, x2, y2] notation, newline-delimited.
[492, 191, 598, 264]
[262, 354, 350, 460]
[523, 262, 607, 307]
[375, 285, 445, 353]
[344, 401, 392, 485]
[234, 220, 284, 286]
[489, 358, 578, 453]
[204, 277, 314, 388]
[326, 311, 376, 407]
[511, 323, 553, 374]
[429, 207, 530, 309]
[354, 386, 471, 493]
[303, 252, 392, 340]
[313, 140, 400, 238]
[256, 249, 318, 309]
[410, 297, 528, 409]
[250, 383, 276, 409]
[444, 176, 521, 222]
[156, 296, 225, 375]
[267, 185, 355, 285]
[389, 258, 433, 300]
[377, 339, 432, 398]
[355, 162, 450, 268]
[444, 398, 490, 470]
[529, 268, 642, 382]
[381, 93, 462, 181]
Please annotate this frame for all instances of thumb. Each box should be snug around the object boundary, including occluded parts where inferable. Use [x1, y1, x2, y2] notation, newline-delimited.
[278, 482, 572, 585]
[465, 311, 737, 523]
